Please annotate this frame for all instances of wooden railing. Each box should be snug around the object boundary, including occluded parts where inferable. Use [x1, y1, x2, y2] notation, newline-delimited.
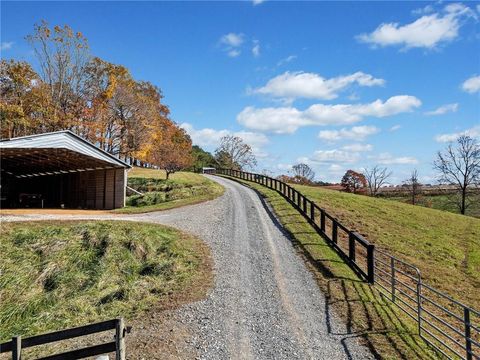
[215, 168, 480, 359]
[0, 318, 130, 360]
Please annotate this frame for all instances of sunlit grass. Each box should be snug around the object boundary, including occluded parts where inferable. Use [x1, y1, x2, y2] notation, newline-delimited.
[0, 221, 208, 341]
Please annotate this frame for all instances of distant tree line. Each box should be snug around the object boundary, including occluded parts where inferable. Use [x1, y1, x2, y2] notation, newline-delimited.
[275, 135, 479, 216]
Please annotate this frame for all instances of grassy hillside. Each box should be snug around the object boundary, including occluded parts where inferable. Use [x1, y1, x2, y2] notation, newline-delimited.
[0, 221, 212, 341]
[384, 192, 480, 218]
[115, 167, 224, 213]
[295, 184, 480, 309]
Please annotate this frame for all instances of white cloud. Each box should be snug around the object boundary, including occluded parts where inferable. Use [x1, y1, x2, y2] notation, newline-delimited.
[376, 153, 418, 165]
[277, 163, 292, 171]
[220, 33, 244, 47]
[228, 49, 241, 58]
[237, 95, 421, 134]
[412, 4, 435, 16]
[252, 0, 265, 5]
[390, 124, 402, 131]
[424, 103, 458, 115]
[277, 55, 297, 67]
[318, 125, 379, 142]
[180, 123, 269, 155]
[252, 40, 260, 57]
[435, 126, 480, 142]
[219, 33, 244, 57]
[253, 71, 385, 101]
[0, 42, 13, 51]
[357, 3, 476, 49]
[310, 149, 360, 163]
[461, 75, 480, 93]
[341, 143, 373, 152]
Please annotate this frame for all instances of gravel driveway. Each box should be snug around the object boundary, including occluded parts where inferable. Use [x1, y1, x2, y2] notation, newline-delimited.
[1, 175, 373, 359]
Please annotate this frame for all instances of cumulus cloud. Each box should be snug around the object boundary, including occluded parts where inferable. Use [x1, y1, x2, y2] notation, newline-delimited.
[357, 3, 476, 49]
[253, 71, 385, 101]
[180, 123, 269, 155]
[435, 126, 480, 142]
[237, 95, 421, 134]
[219, 33, 244, 57]
[310, 150, 360, 163]
[228, 49, 241, 58]
[376, 153, 418, 165]
[462, 75, 480, 93]
[318, 125, 379, 141]
[390, 124, 402, 131]
[424, 103, 458, 115]
[220, 33, 244, 47]
[0, 42, 13, 51]
[341, 143, 373, 152]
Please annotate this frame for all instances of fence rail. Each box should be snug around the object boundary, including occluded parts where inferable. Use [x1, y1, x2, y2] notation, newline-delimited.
[0, 318, 129, 360]
[215, 168, 479, 360]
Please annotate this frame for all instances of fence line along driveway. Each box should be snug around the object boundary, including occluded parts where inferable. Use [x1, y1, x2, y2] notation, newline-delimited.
[1, 175, 373, 359]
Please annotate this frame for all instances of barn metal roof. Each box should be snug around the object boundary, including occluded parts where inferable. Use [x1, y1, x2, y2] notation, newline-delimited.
[0, 131, 130, 178]
[0, 130, 130, 168]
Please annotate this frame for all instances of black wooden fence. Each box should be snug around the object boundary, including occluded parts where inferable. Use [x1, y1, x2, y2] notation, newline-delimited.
[217, 168, 375, 283]
[0, 318, 129, 360]
[215, 168, 479, 360]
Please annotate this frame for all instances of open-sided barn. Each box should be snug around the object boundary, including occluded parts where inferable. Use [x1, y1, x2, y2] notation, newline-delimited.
[0, 131, 131, 210]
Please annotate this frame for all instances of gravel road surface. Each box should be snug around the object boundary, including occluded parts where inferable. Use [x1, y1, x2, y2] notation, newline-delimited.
[1, 175, 373, 359]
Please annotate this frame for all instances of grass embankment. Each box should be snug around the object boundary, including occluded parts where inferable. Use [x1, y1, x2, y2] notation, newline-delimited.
[115, 167, 224, 214]
[0, 221, 212, 342]
[295, 184, 480, 309]
[384, 193, 480, 218]
[224, 175, 479, 359]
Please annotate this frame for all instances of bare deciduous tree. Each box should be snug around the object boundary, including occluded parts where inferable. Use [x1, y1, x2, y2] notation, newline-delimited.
[292, 163, 315, 182]
[215, 135, 257, 170]
[364, 165, 392, 196]
[403, 169, 422, 205]
[433, 135, 480, 215]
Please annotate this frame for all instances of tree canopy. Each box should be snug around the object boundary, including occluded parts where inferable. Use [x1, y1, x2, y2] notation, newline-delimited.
[0, 21, 192, 177]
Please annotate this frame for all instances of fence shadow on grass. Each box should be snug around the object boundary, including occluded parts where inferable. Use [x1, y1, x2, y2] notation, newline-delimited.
[244, 182, 438, 360]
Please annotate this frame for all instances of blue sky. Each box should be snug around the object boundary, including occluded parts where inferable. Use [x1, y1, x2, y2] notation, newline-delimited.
[1, 1, 479, 183]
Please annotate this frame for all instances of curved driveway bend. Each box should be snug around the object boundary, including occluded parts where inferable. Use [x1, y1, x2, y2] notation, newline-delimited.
[1, 175, 374, 360]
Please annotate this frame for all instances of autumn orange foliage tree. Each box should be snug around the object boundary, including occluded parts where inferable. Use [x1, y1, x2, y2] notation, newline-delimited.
[0, 21, 192, 174]
[341, 170, 367, 194]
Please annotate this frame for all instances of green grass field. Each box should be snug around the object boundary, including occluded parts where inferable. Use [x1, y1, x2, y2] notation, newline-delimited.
[223, 175, 479, 359]
[384, 193, 480, 218]
[295, 184, 480, 309]
[0, 221, 211, 341]
[115, 168, 224, 214]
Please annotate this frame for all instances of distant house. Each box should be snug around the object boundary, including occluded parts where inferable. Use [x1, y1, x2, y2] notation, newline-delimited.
[0, 130, 131, 209]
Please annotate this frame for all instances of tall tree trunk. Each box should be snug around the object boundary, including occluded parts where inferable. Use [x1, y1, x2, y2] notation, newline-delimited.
[461, 187, 466, 215]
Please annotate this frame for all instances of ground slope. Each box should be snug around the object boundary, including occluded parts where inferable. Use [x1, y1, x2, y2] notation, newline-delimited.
[295, 184, 480, 310]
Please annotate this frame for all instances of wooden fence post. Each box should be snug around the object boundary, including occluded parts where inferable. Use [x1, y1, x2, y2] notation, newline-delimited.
[303, 196, 307, 213]
[115, 318, 125, 360]
[310, 202, 315, 221]
[349, 232, 356, 261]
[12, 336, 21, 360]
[367, 245, 375, 284]
[321, 210, 326, 232]
[332, 221, 338, 243]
